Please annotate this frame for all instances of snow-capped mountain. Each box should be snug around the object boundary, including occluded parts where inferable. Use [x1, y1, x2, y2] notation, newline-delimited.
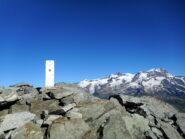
[78, 68, 185, 98]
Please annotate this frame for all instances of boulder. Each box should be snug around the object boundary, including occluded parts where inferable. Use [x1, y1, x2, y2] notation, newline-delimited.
[48, 89, 73, 100]
[11, 122, 43, 139]
[0, 88, 18, 108]
[55, 82, 90, 103]
[48, 118, 90, 139]
[10, 82, 39, 99]
[0, 112, 35, 132]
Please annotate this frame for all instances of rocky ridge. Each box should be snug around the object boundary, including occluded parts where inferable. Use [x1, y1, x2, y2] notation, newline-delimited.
[0, 82, 185, 139]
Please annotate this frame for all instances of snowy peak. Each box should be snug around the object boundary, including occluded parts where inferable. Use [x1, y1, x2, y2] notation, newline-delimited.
[147, 68, 167, 73]
[78, 68, 185, 98]
[78, 73, 134, 94]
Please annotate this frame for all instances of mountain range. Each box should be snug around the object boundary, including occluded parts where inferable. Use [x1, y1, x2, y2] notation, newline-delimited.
[78, 68, 185, 111]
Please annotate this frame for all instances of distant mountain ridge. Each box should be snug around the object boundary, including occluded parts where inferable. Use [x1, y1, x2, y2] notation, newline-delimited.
[78, 68, 185, 99]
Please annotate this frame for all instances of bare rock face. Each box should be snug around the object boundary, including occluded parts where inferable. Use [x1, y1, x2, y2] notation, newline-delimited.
[0, 82, 184, 139]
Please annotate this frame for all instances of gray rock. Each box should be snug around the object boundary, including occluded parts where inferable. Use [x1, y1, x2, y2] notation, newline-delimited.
[0, 112, 35, 132]
[175, 113, 185, 136]
[48, 118, 90, 139]
[10, 82, 39, 99]
[151, 127, 163, 138]
[123, 114, 150, 136]
[62, 103, 76, 112]
[42, 92, 51, 100]
[5, 130, 12, 139]
[0, 88, 18, 107]
[10, 82, 33, 88]
[160, 120, 183, 139]
[35, 119, 43, 127]
[66, 112, 82, 119]
[109, 97, 122, 107]
[59, 96, 74, 106]
[11, 122, 43, 139]
[30, 100, 61, 118]
[0, 109, 9, 118]
[43, 115, 61, 126]
[11, 102, 29, 113]
[144, 130, 158, 139]
[48, 89, 73, 100]
[0, 131, 5, 139]
[55, 82, 90, 103]
[49, 103, 76, 115]
[127, 97, 143, 105]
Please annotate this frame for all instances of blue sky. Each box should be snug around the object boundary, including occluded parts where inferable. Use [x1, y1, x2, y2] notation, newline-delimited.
[0, 0, 185, 87]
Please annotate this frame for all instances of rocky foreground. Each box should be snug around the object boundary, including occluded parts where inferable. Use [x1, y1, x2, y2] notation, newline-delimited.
[0, 82, 185, 139]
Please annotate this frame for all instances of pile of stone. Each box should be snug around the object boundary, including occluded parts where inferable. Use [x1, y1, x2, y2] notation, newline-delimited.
[0, 82, 184, 139]
[109, 95, 185, 139]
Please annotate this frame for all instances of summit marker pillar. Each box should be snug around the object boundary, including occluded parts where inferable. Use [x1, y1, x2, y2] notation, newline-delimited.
[45, 60, 55, 88]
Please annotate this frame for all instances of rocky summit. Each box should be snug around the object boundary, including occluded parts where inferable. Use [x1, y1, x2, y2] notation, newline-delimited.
[0, 82, 185, 139]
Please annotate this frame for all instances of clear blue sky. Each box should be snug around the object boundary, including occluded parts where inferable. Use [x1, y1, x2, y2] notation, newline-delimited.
[0, 0, 185, 87]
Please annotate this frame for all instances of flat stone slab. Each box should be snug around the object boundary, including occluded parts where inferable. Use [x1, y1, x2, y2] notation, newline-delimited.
[0, 112, 35, 132]
[10, 82, 33, 87]
[48, 89, 74, 100]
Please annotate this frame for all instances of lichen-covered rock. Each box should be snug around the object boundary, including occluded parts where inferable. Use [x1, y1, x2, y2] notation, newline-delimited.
[123, 114, 150, 135]
[0, 112, 35, 132]
[11, 122, 43, 139]
[30, 100, 61, 118]
[48, 118, 90, 139]
[11, 102, 29, 113]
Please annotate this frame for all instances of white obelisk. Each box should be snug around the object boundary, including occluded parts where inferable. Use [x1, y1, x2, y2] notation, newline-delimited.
[45, 60, 55, 88]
